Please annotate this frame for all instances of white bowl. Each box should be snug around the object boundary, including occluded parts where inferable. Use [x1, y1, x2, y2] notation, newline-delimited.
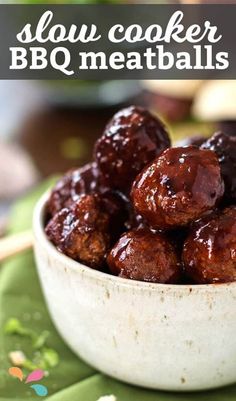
[33, 192, 236, 392]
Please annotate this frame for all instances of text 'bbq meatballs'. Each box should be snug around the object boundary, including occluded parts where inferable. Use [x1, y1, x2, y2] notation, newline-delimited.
[94, 106, 171, 193]
[132, 146, 224, 230]
[45, 194, 111, 269]
[183, 206, 236, 284]
[107, 229, 181, 284]
[201, 132, 236, 202]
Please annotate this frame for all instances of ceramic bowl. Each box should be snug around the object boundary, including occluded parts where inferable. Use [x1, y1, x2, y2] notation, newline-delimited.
[33, 191, 236, 392]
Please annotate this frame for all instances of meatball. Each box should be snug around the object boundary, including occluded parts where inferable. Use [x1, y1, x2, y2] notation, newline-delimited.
[201, 132, 236, 202]
[48, 162, 99, 216]
[132, 146, 224, 230]
[45, 194, 111, 269]
[94, 106, 170, 192]
[47, 162, 128, 241]
[183, 206, 236, 284]
[107, 229, 181, 283]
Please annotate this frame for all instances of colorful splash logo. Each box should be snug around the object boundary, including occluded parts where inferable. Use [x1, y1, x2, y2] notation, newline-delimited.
[8, 367, 48, 397]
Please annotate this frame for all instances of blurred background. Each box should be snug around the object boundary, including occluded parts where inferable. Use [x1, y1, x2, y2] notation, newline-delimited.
[0, 0, 236, 235]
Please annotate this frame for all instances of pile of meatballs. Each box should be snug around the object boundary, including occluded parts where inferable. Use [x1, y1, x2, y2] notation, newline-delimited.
[45, 106, 236, 285]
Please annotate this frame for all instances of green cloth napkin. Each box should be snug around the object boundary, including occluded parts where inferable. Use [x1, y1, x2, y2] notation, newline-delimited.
[0, 180, 236, 401]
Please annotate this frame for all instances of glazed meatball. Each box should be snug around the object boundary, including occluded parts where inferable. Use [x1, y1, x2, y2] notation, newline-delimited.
[107, 229, 181, 283]
[132, 146, 224, 230]
[48, 162, 99, 216]
[183, 206, 236, 284]
[94, 106, 170, 192]
[201, 132, 236, 202]
[47, 162, 128, 241]
[45, 194, 111, 269]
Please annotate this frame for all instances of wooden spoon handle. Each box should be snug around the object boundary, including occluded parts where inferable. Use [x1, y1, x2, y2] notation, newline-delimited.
[0, 230, 33, 263]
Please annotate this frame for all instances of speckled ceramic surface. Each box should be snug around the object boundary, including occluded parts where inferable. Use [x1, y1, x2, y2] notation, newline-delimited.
[33, 192, 236, 392]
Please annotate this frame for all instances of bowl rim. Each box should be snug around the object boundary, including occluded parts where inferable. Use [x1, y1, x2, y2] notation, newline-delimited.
[33, 190, 236, 294]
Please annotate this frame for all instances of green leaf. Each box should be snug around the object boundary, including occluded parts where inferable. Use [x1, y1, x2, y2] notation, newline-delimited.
[5, 318, 59, 372]
[42, 348, 59, 368]
[4, 318, 34, 338]
[22, 359, 39, 371]
[33, 330, 50, 350]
